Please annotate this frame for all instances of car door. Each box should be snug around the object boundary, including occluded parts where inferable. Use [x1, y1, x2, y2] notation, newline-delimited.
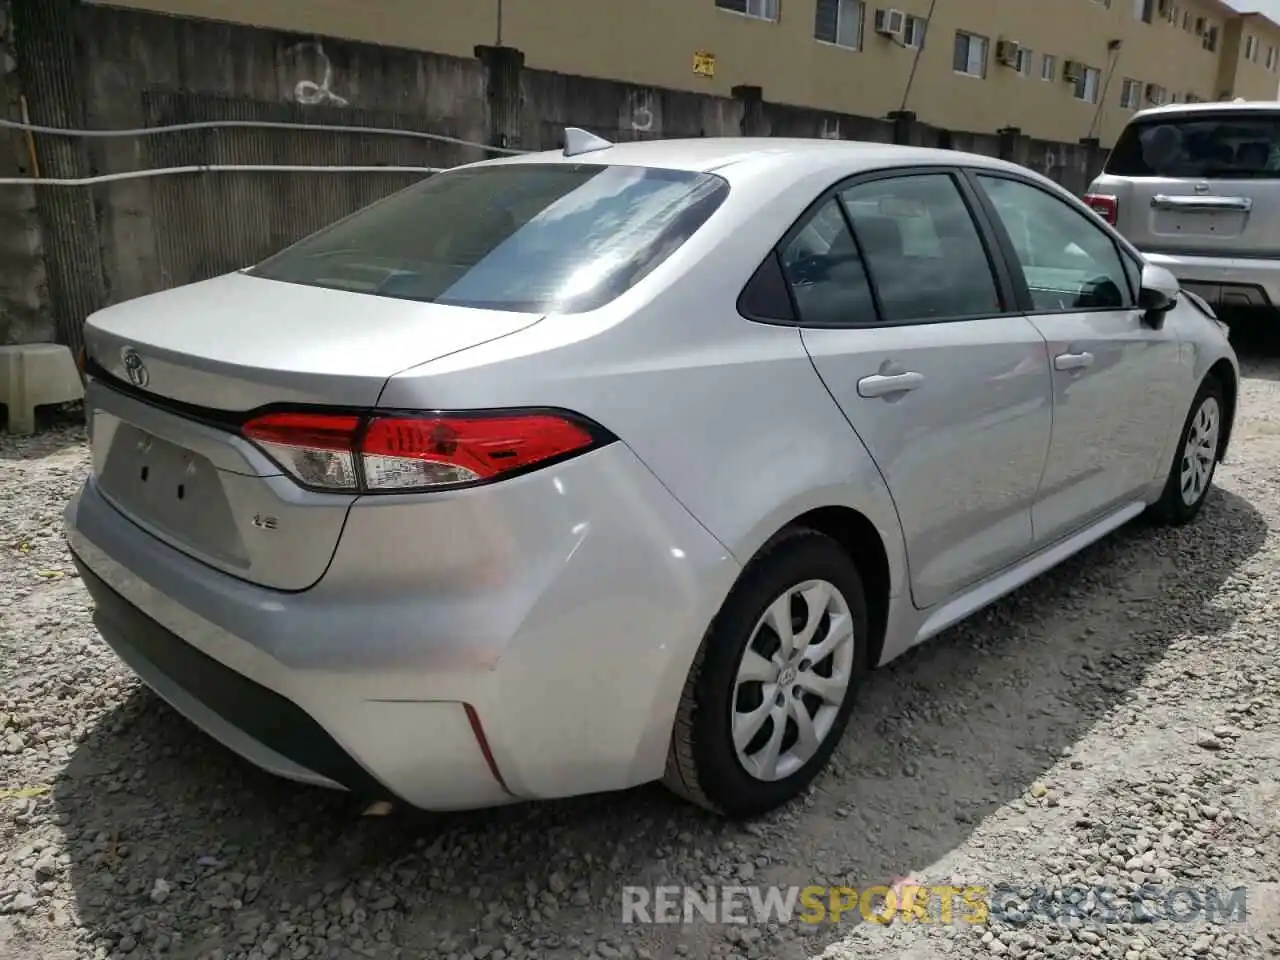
[967, 170, 1184, 546]
[787, 169, 1054, 611]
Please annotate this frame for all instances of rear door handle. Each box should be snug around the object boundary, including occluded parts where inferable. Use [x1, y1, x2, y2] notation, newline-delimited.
[857, 371, 924, 398]
[1054, 351, 1095, 371]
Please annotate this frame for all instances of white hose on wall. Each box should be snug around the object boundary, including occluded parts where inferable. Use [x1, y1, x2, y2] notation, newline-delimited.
[0, 116, 534, 186]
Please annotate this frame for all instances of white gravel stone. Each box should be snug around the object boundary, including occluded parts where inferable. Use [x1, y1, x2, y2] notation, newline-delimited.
[5, 347, 1280, 960]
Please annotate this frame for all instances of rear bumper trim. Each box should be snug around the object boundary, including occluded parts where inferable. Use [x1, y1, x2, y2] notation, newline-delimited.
[72, 551, 394, 800]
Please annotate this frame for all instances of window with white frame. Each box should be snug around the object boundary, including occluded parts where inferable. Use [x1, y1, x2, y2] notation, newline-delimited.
[1120, 78, 1142, 109]
[1246, 34, 1258, 61]
[1073, 66, 1101, 103]
[813, 0, 864, 48]
[715, 0, 779, 21]
[1041, 53, 1057, 81]
[953, 31, 988, 77]
[904, 15, 927, 48]
[1268, 45, 1277, 70]
[1015, 47, 1034, 76]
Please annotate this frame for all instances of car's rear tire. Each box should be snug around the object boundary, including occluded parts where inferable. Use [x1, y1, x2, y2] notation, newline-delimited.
[1149, 376, 1225, 526]
[663, 529, 868, 818]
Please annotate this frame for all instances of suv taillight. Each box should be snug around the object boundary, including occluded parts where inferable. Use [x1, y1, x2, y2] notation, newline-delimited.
[242, 409, 612, 493]
[1083, 193, 1118, 225]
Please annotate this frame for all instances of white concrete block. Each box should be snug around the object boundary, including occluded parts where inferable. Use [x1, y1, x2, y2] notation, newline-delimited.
[0, 342, 84, 435]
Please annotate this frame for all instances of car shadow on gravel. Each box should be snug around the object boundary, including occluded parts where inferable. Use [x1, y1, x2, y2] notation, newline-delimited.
[48, 488, 1266, 960]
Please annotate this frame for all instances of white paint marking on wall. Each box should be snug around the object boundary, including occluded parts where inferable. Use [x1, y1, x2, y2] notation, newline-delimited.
[288, 41, 349, 107]
[628, 90, 655, 134]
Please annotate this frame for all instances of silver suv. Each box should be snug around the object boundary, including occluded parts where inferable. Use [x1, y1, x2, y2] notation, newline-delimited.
[1086, 100, 1280, 317]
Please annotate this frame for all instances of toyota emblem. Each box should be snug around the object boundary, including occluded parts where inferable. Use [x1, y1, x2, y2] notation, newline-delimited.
[120, 346, 149, 388]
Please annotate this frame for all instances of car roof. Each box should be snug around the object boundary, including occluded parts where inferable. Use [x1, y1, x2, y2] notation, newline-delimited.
[1131, 100, 1280, 121]
[474, 136, 1031, 180]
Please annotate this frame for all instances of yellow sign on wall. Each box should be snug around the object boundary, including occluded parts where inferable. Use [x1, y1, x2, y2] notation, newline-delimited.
[693, 51, 716, 78]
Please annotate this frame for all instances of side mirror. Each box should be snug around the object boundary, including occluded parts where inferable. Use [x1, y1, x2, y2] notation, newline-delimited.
[1137, 263, 1180, 328]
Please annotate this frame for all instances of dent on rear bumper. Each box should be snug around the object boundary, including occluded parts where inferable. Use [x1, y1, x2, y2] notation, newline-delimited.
[65, 442, 739, 809]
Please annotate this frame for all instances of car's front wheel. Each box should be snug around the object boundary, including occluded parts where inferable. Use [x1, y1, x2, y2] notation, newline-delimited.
[1149, 376, 1225, 526]
[664, 529, 868, 818]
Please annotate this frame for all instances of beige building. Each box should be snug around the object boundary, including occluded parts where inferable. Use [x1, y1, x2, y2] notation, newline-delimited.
[95, 0, 1280, 144]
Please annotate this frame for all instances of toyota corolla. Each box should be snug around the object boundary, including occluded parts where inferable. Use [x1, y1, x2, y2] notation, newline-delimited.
[66, 131, 1237, 818]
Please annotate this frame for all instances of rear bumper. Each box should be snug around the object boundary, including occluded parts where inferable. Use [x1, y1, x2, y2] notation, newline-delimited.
[1141, 250, 1280, 311]
[65, 443, 738, 810]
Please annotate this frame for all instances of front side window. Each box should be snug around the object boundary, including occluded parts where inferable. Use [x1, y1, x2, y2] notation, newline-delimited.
[1106, 112, 1280, 178]
[250, 163, 728, 314]
[778, 199, 876, 326]
[975, 175, 1131, 313]
[841, 174, 1001, 322]
[954, 32, 989, 77]
[814, 0, 864, 49]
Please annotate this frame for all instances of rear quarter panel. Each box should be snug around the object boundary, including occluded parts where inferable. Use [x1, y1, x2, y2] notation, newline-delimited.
[376, 158, 909, 597]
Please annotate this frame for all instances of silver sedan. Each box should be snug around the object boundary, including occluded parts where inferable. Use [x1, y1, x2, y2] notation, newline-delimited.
[65, 132, 1237, 818]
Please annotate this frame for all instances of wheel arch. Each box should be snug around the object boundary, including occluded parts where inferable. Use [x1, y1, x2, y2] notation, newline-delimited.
[1206, 357, 1237, 461]
[768, 505, 893, 671]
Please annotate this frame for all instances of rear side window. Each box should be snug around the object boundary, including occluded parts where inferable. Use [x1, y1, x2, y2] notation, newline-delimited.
[840, 174, 1002, 322]
[777, 199, 876, 326]
[1106, 112, 1280, 178]
[250, 163, 729, 313]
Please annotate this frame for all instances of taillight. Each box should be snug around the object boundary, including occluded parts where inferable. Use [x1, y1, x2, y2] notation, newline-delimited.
[241, 409, 609, 493]
[1083, 193, 1118, 225]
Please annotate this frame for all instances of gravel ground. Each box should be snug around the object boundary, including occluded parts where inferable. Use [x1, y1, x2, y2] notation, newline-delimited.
[3, 347, 1280, 960]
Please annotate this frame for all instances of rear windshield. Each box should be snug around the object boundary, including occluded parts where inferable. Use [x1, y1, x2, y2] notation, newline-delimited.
[250, 162, 729, 313]
[1106, 111, 1280, 179]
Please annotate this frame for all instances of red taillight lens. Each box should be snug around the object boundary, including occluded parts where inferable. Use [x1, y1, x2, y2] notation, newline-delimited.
[241, 409, 605, 493]
[242, 412, 363, 490]
[1083, 193, 1118, 225]
[362, 413, 597, 489]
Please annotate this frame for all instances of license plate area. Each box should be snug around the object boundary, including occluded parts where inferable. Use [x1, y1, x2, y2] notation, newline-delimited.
[1151, 209, 1247, 238]
[97, 422, 248, 566]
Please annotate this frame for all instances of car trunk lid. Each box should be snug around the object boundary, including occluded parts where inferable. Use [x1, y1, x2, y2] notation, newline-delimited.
[85, 271, 542, 411]
[83, 271, 542, 590]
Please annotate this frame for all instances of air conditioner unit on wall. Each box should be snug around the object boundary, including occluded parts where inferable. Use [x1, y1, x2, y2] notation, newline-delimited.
[875, 8, 906, 39]
[1145, 82, 1167, 103]
[1063, 60, 1084, 82]
[996, 39, 1022, 67]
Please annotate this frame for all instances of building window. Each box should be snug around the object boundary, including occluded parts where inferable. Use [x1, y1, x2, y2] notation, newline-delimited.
[1183, 11, 1191, 31]
[1015, 47, 1034, 76]
[1203, 25, 1218, 52]
[1268, 45, 1277, 71]
[1120, 78, 1142, 108]
[1246, 34, 1258, 61]
[953, 31, 988, 77]
[1135, 0, 1154, 22]
[904, 15, 927, 48]
[814, 0, 863, 48]
[1073, 65, 1101, 103]
[715, 0, 779, 21]
[1041, 53, 1057, 81]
